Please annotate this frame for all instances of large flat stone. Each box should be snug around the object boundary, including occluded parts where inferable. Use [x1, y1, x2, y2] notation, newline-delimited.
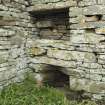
[28, 47, 46, 56]
[36, 21, 53, 28]
[83, 5, 105, 15]
[27, 1, 72, 12]
[30, 56, 76, 68]
[70, 33, 105, 44]
[27, 39, 75, 50]
[47, 48, 96, 62]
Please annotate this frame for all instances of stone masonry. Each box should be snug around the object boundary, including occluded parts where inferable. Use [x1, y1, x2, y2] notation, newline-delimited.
[1, 0, 105, 100]
[0, 0, 36, 87]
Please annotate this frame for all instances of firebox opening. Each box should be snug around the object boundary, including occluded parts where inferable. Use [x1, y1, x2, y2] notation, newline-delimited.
[40, 64, 69, 88]
[30, 8, 70, 40]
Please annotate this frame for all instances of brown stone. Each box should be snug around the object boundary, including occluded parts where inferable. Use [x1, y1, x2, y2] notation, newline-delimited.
[95, 28, 105, 34]
[0, 21, 16, 26]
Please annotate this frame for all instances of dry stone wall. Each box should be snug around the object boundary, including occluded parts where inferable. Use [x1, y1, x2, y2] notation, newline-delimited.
[0, 0, 105, 100]
[0, 0, 37, 88]
[26, 0, 105, 99]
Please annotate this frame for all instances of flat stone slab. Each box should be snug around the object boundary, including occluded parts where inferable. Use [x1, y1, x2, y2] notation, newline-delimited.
[27, 1, 72, 12]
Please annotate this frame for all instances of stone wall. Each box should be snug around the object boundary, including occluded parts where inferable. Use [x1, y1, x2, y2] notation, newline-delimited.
[1, 0, 105, 100]
[26, 0, 105, 100]
[0, 0, 37, 88]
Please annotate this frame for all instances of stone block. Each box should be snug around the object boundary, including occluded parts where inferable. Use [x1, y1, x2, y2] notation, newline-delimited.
[0, 67, 16, 82]
[79, 62, 102, 69]
[95, 28, 105, 35]
[98, 0, 105, 4]
[85, 16, 99, 22]
[70, 33, 105, 44]
[0, 21, 16, 26]
[16, 57, 28, 70]
[83, 5, 105, 15]
[78, 0, 97, 6]
[30, 57, 76, 68]
[70, 21, 105, 29]
[27, 1, 73, 12]
[69, 7, 83, 17]
[0, 4, 8, 11]
[40, 29, 63, 39]
[36, 21, 53, 28]
[28, 47, 46, 56]
[47, 48, 96, 62]
[0, 52, 9, 64]
[70, 76, 105, 94]
[0, 29, 15, 36]
[31, 39, 75, 50]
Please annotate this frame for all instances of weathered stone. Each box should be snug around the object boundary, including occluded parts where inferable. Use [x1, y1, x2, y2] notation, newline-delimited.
[0, 21, 16, 26]
[28, 47, 46, 56]
[95, 28, 105, 35]
[78, 62, 102, 69]
[69, 7, 83, 17]
[98, 0, 105, 4]
[0, 68, 16, 82]
[98, 54, 105, 60]
[30, 57, 76, 68]
[69, 15, 85, 24]
[28, 39, 75, 50]
[0, 52, 9, 64]
[10, 48, 25, 59]
[85, 16, 99, 22]
[40, 29, 63, 39]
[70, 30, 85, 34]
[83, 5, 105, 15]
[27, 1, 76, 12]
[0, 29, 15, 36]
[70, 33, 105, 44]
[78, 0, 97, 6]
[0, 4, 8, 10]
[70, 21, 105, 29]
[10, 35, 24, 47]
[16, 57, 28, 70]
[27, 2, 70, 12]
[70, 77, 105, 94]
[47, 48, 96, 62]
[36, 21, 53, 28]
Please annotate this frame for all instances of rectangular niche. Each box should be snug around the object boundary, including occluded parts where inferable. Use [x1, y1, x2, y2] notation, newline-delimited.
[31, 8, 70, 40]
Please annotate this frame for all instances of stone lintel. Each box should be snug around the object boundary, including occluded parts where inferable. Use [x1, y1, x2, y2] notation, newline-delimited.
[27, 2, 70, 12]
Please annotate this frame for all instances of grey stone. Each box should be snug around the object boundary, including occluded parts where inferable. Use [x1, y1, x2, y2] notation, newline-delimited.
[30, 57, 76, 68]
[70, 76, 105, 94]
[47, 48, 96, 62]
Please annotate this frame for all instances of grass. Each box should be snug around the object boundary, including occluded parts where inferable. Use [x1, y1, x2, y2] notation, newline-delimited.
[0, 74, 97, 105]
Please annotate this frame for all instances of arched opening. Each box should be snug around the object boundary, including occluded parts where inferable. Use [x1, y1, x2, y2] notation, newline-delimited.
[36, 64, 70, 88]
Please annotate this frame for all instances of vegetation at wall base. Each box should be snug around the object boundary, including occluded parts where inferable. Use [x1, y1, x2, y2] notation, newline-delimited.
[0, 74, 97, 105]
